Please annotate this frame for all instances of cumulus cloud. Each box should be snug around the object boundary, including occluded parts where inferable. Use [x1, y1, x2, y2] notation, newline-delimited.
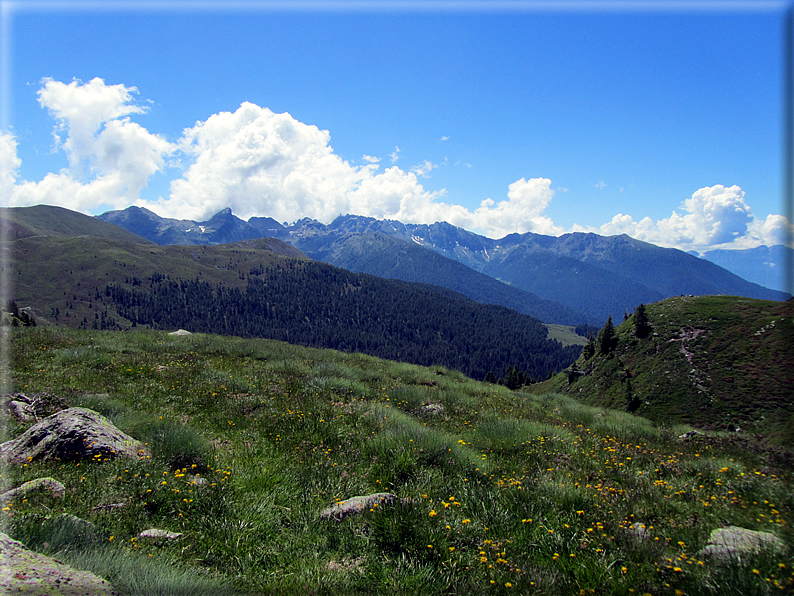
[389, 146, 400, 163]
[7, 77, 173, 211]
[0, 132, 21, 202]
[163, 103, 447, 222]
[465, 178, 564, 238]
[585, 184, 790, 251]
[362, 154, 380, 164]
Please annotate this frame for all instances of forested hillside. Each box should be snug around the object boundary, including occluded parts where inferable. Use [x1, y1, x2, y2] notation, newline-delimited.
[6, 235, 579, 381]
[104, 260, 581, 381]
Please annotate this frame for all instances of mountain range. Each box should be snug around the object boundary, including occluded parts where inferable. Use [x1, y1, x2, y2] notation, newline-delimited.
[96, 206, 790, 324]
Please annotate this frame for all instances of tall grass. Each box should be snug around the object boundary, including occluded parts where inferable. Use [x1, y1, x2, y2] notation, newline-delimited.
[4, 326, 792, 595]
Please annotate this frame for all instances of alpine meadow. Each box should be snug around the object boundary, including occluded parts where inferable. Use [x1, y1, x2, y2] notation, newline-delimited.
[0, 204, 792, 595]
[2, 6, 794, 594]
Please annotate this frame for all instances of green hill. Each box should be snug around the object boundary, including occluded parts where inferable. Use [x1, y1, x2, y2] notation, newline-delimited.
[0, 205, 150, 244]
[535, 295, 794, 446]
[3, 234, 304, 324]
[3, 326, 792, 595]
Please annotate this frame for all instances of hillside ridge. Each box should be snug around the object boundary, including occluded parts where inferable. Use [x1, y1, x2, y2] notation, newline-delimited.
[535, 294, 794, 446]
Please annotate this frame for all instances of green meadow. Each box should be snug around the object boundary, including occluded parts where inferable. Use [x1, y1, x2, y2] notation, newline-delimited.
[2, 326, 792, 595]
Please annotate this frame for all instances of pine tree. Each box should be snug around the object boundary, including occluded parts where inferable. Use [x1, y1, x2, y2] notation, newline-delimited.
[567, 360, 579, 384]
[634, 303, 651, 338]
[582, 334, 596, 359]
[598, 316, 616, 355]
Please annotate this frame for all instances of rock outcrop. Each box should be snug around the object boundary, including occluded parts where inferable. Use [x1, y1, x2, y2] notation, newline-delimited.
[0, 407, 148, 464]
[0, 531, 119, 595]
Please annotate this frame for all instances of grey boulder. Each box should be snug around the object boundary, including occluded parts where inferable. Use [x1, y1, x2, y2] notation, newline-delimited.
[0, 407, 148, 464]
[0, 531, 119, 595]
[0, 477, 65, 503]
[698, 526, 786, 562]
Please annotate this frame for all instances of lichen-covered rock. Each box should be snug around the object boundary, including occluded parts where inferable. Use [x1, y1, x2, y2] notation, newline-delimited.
[0, 407, 148, 464]
[418, 403, 445, 417]
[0, 531, 119, 595]
[0, 477, 65, 503]
[319, 493, 399, 521]
[698, 526, 786, 562]
[169, 329, 192, 336]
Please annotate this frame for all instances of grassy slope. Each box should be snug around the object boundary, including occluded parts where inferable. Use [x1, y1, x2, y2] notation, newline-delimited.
[3, 326, 792, 595]
[0, 205, 151, 244]
[3, 236, 306, 325]
[536, 295, 794, 446]
[543, 324, 589, 348]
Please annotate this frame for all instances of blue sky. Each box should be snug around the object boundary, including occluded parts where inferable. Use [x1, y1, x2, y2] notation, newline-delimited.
[1, 0, 792, 252]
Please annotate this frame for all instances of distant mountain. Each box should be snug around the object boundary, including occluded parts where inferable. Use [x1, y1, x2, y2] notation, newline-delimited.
[274, 228, 595, 326]
[97, 207, 594, 325]
[700, 245, 792, 294]
[285, 215, 791, 321]
[96, 207, 790, 323]
[535, 295, 794, 446]
[5, 234, 580, 381]
[328, 216, 788, 320]
[1, 205, 151, 244]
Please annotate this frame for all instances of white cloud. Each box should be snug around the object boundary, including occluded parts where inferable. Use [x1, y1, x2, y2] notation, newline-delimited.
[585, 184, 791, 251]
[389, 146, 400, 163]
[411, 160, 438, 178]
[362, 154, 380, 164]
[0, 132, 21, 202]
[7, 77, 173, 211]
[38, 77, 147, 168]
[466, 177, 564, 238]
[440, 135, 449, 141]
[595, 180, 606, 189]
[158, 101, 561, 236]
[164, 102, 452, 223]
[740, 213, 794, 249]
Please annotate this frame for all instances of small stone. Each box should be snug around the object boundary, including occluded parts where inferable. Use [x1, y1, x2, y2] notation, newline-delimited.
[418, 403, 445, 417]
[627, 522, 649, 541]
[319, 493, 399, 521]
[138, 528, 183, 540]
[8, 400, 35, 422]
[678, 430, 701, 440]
